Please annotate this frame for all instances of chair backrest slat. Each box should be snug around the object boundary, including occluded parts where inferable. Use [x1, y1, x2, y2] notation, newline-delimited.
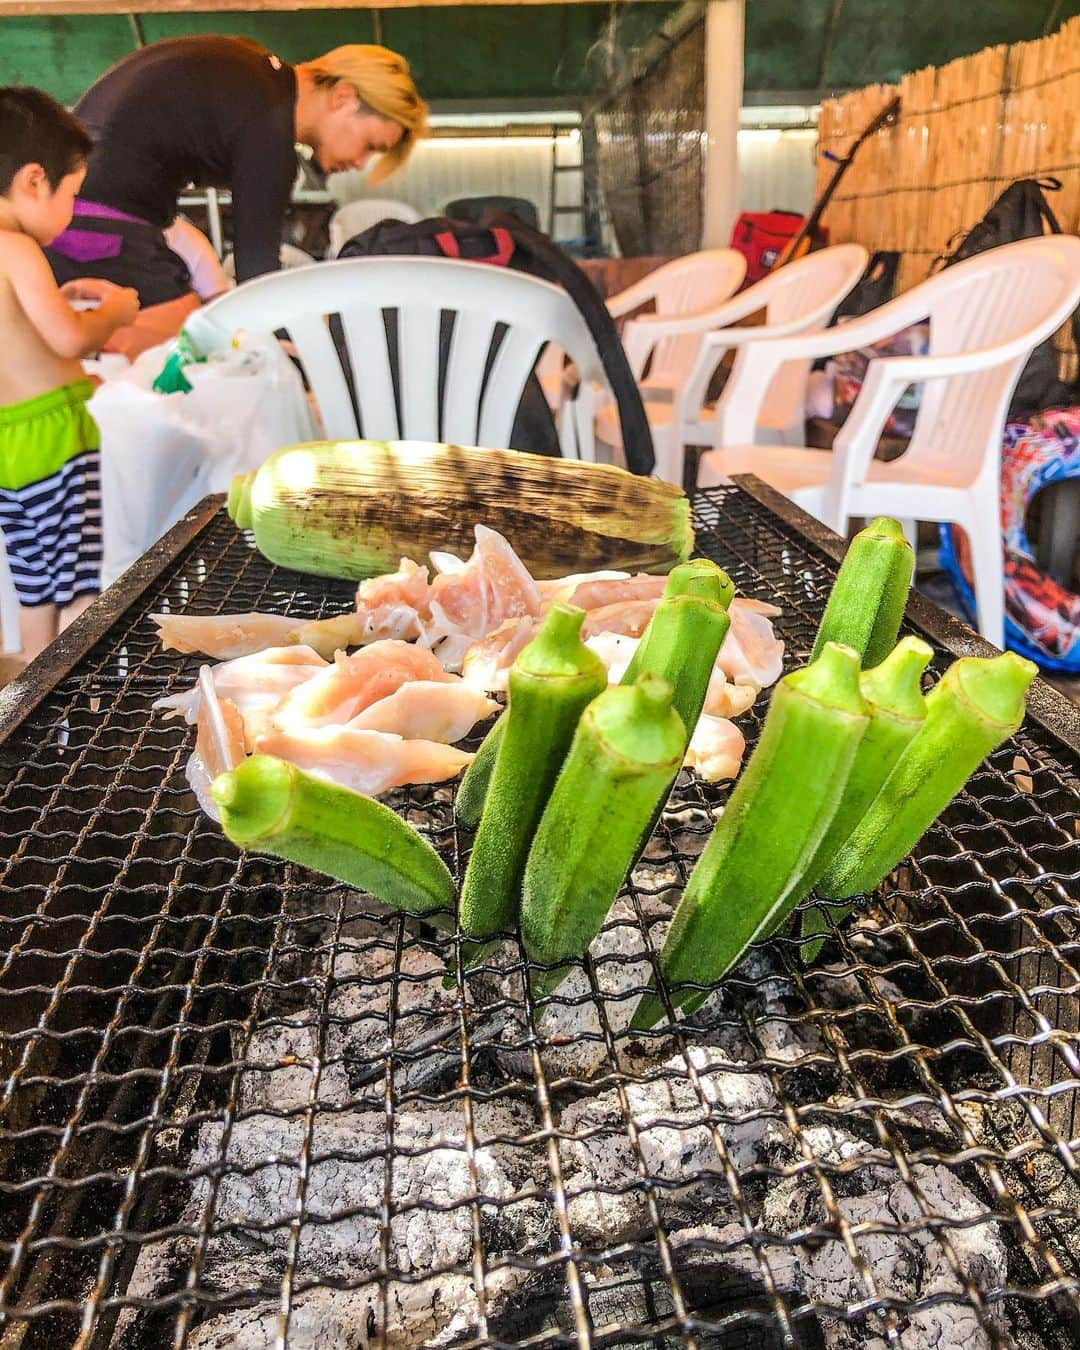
[186, 257, 611, 458]
[397, 303, 442, 441]
[283, 313, 356, 440]
[443, 312, 500, 446]
[339, 306, 398, 439]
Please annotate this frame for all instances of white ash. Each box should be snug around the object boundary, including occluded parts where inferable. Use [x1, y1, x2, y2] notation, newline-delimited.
[184, 1267, 531, 1349]
[193, 1101, 547, 1281]
[758, 1124, 1008, 1349]
[559, 1044, 779, 1242]
[489, 897, 666, 1084]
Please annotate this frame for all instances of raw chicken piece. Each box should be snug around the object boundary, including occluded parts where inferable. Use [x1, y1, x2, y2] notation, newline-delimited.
[460, 616, 539, 692]
[421, 525, 542, 669]
[273, 641, 453, 729]
[537, 570, 629, 606]
[154, 645, 328, 747]
[153, 611, 303, 660]
[685, 715, 746, 782]
[348, 682, 498, 743]
[581, 597, 659, 639]
[292, 613, 374, 659]
[584, 631, 641, 685]
[255, 726, 472, 796]
[703, 668, 759, 719]
[717, 599, 785, 689]
[349, 558, 432, 644]
[564, 573, 668, 611]
[186, 667, 246, 819]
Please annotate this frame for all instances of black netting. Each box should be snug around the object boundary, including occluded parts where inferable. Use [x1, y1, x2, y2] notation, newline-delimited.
[589, 20, 705, 258]
[1, 486, 1078, 1348]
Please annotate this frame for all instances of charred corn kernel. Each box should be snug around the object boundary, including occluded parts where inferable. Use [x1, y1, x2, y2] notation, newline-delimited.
[813, 517, 914, 669]
[522, 674, 685, 970]
[454, 711, 504, 829]
[227, 440, 693, 581]
[631, 643, 869, 1030]
[212, 754, 454, 916]
[459, 604, 607, 949]
[817, 651, 1037, 902]
[796, 636, 932, 959]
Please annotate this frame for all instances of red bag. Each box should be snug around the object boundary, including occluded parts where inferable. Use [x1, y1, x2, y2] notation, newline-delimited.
[729, 210, 809, 285]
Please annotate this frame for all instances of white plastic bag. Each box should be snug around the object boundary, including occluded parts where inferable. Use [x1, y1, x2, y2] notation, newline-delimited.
[89, 333, 318, 587]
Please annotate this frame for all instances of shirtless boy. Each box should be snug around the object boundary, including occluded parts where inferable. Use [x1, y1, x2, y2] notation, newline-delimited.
[0, 86, 138, 661]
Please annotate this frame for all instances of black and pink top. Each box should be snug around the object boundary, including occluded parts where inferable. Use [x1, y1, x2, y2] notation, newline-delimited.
[49, 36, 298, 302]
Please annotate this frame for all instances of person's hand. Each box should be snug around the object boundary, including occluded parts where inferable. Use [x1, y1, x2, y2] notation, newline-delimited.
[101, 286, 141, 327]
[61, 278, 122, 304]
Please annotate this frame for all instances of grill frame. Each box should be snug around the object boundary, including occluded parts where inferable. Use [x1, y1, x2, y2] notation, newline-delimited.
[0, 477, 1077, 1350]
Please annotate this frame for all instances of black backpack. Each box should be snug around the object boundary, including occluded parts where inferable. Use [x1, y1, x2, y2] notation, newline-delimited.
[934, 178, 1078, 416]
[338, 216, 655, 475]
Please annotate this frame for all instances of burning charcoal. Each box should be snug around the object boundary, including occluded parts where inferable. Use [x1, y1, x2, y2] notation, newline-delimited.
[490, 898, 663, 1084]
[559, 1046, 779, 1242]
[756, 1126, 1009, 1348]
[185, 1266, 533, 1348]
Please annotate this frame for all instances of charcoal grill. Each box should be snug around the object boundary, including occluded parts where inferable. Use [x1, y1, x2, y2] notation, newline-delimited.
[1, 477, 1078, 1350]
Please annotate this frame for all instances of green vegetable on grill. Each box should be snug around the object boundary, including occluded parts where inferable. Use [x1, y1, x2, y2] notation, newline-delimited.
[212, 754, 454, 917]
[458, 603, 607, 962]
[812, 516, 914, 668]
[631, 643, 870, 1030]
[796, 635, 933, 959]
[521, 674, 685, 982]
[816, 650, 1038, 903]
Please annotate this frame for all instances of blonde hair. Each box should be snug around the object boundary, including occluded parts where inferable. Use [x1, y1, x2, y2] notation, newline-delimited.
[302, 44, 428, 184]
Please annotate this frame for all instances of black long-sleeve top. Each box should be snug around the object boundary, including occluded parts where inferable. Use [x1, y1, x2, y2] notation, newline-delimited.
[75, 36, 298, 283]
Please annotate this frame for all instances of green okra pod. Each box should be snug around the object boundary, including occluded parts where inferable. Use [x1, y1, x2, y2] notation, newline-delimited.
[621, 560, 734, 739]
[521, 674, 685, 976]
[212, 754, 455, 916]
[458, 603, 607, 951]
[816, 650, 1038, 902]
[454, 711, 504, 829]
[631, 643, 869, 1030]
[795, 635, 933, 960]
[812, 517, 914, 669]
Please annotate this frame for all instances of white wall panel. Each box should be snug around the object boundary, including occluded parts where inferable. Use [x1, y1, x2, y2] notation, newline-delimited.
[328, 138, 558, 233]
[737, 129, 817, 216]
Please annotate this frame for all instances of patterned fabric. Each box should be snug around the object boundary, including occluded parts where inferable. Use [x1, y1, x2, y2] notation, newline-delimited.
[940, 406, 1080, 670]
[0, 381, 102, 608]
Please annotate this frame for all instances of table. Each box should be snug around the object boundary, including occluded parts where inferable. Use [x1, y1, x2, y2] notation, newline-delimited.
[0, 479, 1077, 1348]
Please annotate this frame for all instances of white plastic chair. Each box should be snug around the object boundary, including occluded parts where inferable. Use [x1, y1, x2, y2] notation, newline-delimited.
[186, 256, 614, 460]
[597, 244, 868, 483]
[327, 199, 421, 258]
[606, 249, 747, 401]
[699, 235, 1080, 649]
[0, 536, 20, 655]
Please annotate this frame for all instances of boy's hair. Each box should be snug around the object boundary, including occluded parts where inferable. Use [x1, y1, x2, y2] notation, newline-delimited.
[0, 86, 92, 195]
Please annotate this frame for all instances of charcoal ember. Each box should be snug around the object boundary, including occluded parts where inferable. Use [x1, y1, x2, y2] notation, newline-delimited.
[490, 898, 665, 1084]
[184, 1267, 531, 1348]
[755, 1125, 1009, 1348]
[122, 1100, 549, 1342]
[559, 1046, 778, 1241]
[234, 942, 459, 1113]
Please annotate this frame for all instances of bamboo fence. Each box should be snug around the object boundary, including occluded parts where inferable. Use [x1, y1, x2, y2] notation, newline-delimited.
[817, 15, 1080, 372]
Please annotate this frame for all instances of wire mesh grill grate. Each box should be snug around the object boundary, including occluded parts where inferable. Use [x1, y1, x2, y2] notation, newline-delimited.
[1, 485, 1078, 1350]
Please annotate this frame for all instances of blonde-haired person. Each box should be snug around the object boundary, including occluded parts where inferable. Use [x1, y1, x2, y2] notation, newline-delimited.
[46, 37, 427, 322]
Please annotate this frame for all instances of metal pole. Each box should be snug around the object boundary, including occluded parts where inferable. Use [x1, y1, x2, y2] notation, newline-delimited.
[702, 0, 744, 249]
[205, 188, 224, 259]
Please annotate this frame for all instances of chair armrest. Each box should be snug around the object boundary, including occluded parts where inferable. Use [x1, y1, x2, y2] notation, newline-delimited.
[606, 273, 662, 319]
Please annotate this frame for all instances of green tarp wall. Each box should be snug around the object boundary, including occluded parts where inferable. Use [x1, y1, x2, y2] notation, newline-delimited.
[1, 0, 1078, 108]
